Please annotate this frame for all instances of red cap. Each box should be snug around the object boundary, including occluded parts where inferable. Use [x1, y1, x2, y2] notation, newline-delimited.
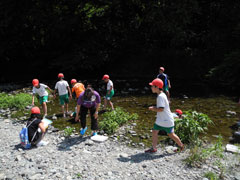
[58, 73, 64, 78]
[71, 79, 77, 84]
[32, 79, 39, 87]
[149, 78, 163, 89]
[175, 109, 183, 115]
[102, 74, 109, 80]
[31, 106, 40, 114]
[159, 67, 165, 72]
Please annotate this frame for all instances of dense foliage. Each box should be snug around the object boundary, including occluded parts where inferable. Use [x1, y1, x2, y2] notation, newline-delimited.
[0, 93, 32, 110]
[175, 111, 213, 144]
[99, 107, 138, 134]
[0, 1, 239, 94]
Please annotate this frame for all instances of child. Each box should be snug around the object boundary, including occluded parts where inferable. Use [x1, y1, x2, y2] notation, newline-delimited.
[172, 109, 183, 119]
[157, 67, 171, 102]
[71, 79, 85, 100]
[32, 79, 53, 117]
[54, 73, 72, 117]
[102, 74, 114, 110]
[27, 106, 48, 147]
[75, 86, 101, 136]
[145, 78, 184, 153]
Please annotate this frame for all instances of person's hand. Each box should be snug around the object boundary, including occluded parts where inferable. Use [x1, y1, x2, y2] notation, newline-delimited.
[69, 95, 72, 101]
[149, 106, 155, 111]
[75, 115, 80, 122]
[94, 112, 98, 119]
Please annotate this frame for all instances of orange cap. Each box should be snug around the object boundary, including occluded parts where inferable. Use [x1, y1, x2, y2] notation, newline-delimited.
[31, 106, 40, 114]
[32, 79, 39, 87]
[102, 74, 109, 80]
[149, 78, 163, 89]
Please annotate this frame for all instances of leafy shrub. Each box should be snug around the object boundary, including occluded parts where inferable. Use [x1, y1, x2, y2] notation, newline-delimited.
[185, 136, 224, 167]
[0, 92, 32, 110]
[175, 111, 213, 144]
[99, 107, 138, 134]
[64, 126, 75, 137]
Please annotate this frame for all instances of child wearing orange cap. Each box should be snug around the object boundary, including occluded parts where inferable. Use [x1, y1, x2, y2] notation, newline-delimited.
[145, 78, 184, 153]
[32, 79, 53, 118]
[54, 73, 72, 117]
[102, 74, 114, 110]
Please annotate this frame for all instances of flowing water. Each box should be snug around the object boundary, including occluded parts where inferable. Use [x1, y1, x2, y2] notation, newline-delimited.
[47, 93, 240, 146]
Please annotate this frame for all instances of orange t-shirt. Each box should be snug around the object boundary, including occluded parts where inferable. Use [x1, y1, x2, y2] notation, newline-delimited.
[72, 83, 85, 98]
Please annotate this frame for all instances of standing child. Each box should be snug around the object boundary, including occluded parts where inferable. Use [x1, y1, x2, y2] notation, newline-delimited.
[54, 73, 72, 117]
[157, 67, 171, 102]
[71, 79, 85, 100]
[102, 74, 114, 110]
[32, 79, 53, 117]
[145, 78, 184, 153]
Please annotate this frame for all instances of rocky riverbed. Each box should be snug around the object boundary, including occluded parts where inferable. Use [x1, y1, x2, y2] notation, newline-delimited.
[0, 116, 240, 180]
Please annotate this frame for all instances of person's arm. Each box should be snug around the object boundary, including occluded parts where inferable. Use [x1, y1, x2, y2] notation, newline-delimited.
[75, 104, 81, 122]
[94, 103, 101, 119]
[67, 86, 72, 100]
[47, 86, 54, 94]
[38, 122, 46, 133]
[149, 106, 164, 112]
[168, 79, 171, 89]
[32, 94, 35, 105]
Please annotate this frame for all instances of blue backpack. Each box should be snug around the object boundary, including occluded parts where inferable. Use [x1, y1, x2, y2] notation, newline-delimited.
[19, 120, 37, 149]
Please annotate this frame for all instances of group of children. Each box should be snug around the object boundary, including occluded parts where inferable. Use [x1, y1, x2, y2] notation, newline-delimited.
[29, 73, 115, 146]
[28, 69, 184, 153]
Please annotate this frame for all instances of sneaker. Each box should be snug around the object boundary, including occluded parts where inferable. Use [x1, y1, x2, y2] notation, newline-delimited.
[92, 132, 97, 136]
[145, 147, 157, 153]
[37, 140, 49, 147]
[80, 127, 87, 135]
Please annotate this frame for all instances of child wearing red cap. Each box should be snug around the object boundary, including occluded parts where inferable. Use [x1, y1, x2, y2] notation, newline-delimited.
[32, 79, 53, 118]
[27, 107, 48, 146]
[54, 73, 72, 117]
[145, 78, 184, 153]
[102, 74, 114, 110]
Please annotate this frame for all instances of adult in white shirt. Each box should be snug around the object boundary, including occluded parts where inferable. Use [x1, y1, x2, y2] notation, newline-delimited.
[54, 73, 72, 117]
[32, 79, 53, 117]
[145, 78, 184, 153]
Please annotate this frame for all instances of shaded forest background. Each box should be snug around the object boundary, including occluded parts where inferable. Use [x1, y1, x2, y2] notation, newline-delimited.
[0, 0, 240, 95]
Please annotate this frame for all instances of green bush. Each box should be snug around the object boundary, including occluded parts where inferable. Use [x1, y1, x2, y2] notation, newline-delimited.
[0, 92, 32, 110]
[64, 126, 75, 137]
[175, 111, 213, 144]
[99, 107, 138, 134]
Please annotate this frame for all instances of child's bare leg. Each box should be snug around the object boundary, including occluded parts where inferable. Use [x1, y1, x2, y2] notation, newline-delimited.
[42, 102, 47, 116]
[152, 130, 159, 149]
[104, 98, 107, 109]
[109, 100, 114, 110]
[168, 132, 183, 147]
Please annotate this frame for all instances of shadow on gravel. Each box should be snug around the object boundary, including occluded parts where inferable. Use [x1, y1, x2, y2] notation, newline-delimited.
[117, 152, 174, 163]
[57, 136, 89, 151]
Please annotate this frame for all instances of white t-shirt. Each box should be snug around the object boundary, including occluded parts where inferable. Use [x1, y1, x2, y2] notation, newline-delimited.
[55, 80, 69, 96]
[32, 83, 48, 97]
[107, 80, 113, 90]
[155, 92, 174, 127]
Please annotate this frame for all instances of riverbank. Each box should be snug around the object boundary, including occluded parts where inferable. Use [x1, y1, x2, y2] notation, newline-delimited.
[0, 116, 240, 180]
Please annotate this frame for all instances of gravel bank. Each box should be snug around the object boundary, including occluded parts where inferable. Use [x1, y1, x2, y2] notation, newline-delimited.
[0, 116, 240, 180]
